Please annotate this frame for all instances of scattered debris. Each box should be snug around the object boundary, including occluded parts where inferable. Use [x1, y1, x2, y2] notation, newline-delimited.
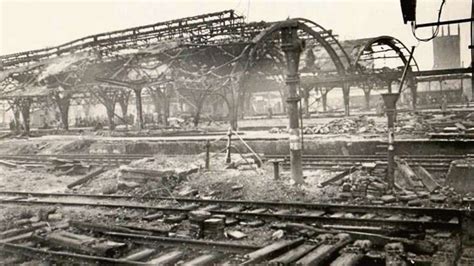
[49, 157, 90, 175]
[413, 165, 441, 192]
[225, 230, 247, 240]
[67, 167, 106, 189]
[319, 166, 358, 187]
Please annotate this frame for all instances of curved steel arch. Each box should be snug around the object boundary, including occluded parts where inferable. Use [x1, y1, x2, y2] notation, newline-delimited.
[353, 35, 419, 72]
[225, 18, 357, 128]
[249, 19, 347, 76]
[293, 18, 352, 68]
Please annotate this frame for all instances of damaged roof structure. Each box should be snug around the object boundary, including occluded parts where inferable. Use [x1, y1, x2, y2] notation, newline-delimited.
[0, 10, 419, 133]
[2, 5, 474, 265]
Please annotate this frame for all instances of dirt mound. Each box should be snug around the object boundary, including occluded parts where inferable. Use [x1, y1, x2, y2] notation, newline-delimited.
[0, 138, 96, 155]
[0, 165, 79, 192]
[5, 142, 44, 155]
[76, 153, 338, 203]
[77, 168, 121, 194]
[175, 154, 339, 202]
[128, 154, 202, 170]
[77, 154, 203, 196]
[52, 139, 95, 154]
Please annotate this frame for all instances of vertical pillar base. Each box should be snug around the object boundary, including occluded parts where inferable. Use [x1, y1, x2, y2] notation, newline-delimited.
[280, 24, 304, 185]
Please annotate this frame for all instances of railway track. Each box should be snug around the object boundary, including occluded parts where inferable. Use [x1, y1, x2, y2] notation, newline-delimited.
[0, 221, 438, 265]
[0, 191, 464, 232]
[0, 191, 469, 265]
[0, 153, 463, 172]
[265, 154, 464, 171]
[0, 154, 154, 167]
[1, 221, 261, 265]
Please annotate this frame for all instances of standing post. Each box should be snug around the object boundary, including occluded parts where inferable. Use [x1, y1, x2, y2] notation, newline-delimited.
[380, 46, 415, 190]
[280, 23, 304, 185]
[381, 93, 400, 191]
[273, 161, 280, 180]
[471, 0, 474, 97]
[342, 83, 351, 116]
[387, 80, 393, 93]
[269, 159, 284, 180]
[225, 128, 232, 164]
[133, 87, 144, 130]
[205, 140, 210, 170]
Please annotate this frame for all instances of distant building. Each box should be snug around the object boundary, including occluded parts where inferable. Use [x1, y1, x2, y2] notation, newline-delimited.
[432, 25, 461, 70]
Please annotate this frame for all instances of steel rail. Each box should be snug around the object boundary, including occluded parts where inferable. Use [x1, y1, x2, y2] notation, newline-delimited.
[0, 198, 462, 231]
[1, 223, 259, 265]
[0, 154, 153, 159]
[294, 166, 449, 172]
[102, 231, 260, 253]
[211, 210, 460, 231]
[0, 242, 147, 265]
[265, 154, 464, 159]
[280, 162, 450, 171]
[0, 154, 155, 166]
[0, 190, 463, 217]
[265, 154, 464, 158]
[280, 161, 451, 167]
[295, 166, 448, 172]
[69, 220, 260, 253]
[268, 154, 457, 171]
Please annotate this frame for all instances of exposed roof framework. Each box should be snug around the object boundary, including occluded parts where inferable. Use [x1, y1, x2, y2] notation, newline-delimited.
[0, 10, 247, 68]
[0, 10, 424, 98]
[352, 35, 419, 73]
[2, 9, 451, 130]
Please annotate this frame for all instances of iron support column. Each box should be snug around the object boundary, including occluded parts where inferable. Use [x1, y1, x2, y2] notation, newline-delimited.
[387, 80, 393, 93]
[133, 87, 144, 130]
[471, 0, 474, 97]
[381, 93, 400, 191]
[205, 140, 210, 170]
[225, 128, 232, 164]
[280, 24, 304, 184]
[342, 83, 350, 116]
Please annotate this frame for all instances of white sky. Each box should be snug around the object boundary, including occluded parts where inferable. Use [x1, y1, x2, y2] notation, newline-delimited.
[0, 0, 471, 70]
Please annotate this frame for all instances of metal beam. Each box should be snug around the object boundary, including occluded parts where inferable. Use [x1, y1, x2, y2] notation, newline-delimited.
[415, 18, 474, 28]
[301, 68, 472, 86]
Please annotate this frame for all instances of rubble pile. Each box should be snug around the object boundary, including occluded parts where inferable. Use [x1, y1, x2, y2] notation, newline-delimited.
[394, 186, 462, 207]
[425, 113, 474, 131]
[414, 112, 474, 138]
[396, 113, 433, 134]
[330, 162, 463, 207]
[48, 157, 91, 176]
[268, 114, 438, 135]
[311, 117, 383, 135]
[269, 117, 385, 135]
[76, 155, 202, 196]
[335, 171, 390, 202]
[171, 154, 337, 202]
[118, 164, 199, 186]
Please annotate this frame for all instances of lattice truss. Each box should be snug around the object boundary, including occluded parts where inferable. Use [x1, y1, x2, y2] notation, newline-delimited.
[0, 10, 418, 130]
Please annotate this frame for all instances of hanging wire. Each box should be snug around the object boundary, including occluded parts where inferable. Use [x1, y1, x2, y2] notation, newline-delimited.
[411, 0, 447, 42]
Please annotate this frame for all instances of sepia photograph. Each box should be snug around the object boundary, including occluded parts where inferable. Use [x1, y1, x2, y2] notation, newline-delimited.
[0, 0, 473, 264]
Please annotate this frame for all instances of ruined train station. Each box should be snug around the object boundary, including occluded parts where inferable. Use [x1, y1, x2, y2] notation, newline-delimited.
[0, 1, 474, 265]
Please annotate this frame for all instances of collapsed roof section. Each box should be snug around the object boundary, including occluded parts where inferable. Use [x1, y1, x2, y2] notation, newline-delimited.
[0, 10, 248, 69]
[0, 9, 417, 102]
[37, 52, 95, 81]
[0, 85, 50, 99]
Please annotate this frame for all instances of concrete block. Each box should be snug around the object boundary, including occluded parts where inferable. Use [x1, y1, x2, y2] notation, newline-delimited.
[446, 160, 474, 194]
